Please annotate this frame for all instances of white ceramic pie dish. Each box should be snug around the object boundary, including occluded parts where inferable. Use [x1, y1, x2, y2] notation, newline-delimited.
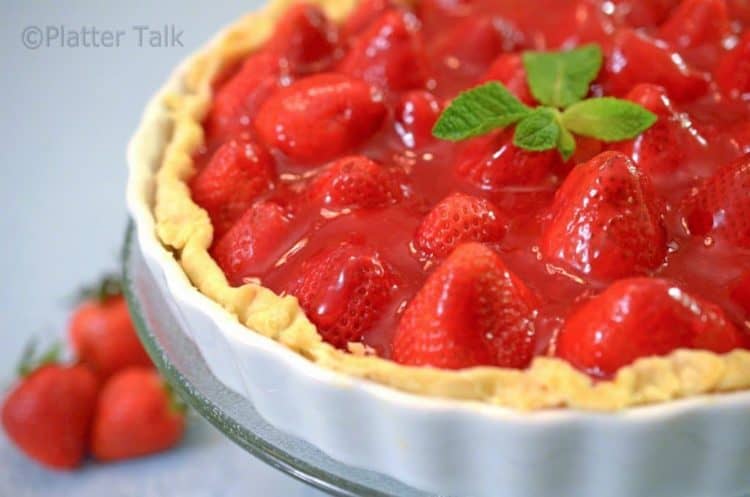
[126, 18, 750, 497]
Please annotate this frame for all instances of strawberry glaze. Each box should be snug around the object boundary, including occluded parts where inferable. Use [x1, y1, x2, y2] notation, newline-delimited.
[192, 0, 750, 360]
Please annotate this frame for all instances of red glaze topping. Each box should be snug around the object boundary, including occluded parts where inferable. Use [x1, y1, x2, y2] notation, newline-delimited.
[193, 0, 750, 376]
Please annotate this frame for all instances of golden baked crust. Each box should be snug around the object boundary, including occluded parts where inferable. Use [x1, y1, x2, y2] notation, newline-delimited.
[152, 0, 750, 411]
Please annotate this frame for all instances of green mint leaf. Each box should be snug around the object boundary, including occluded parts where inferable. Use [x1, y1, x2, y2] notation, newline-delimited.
[561, 97, 658, 142]
[558, 126, 576, 161]
[522, 44, 603, 109]
[433, 82, 531, 141]
[513, 107, 560, 152]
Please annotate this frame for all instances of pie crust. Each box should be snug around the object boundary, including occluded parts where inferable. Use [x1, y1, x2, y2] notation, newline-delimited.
[152, 0, 750, 410]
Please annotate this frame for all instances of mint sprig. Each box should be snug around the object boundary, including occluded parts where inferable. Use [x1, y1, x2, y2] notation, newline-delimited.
[522, 44, 603, 109]
[432, 44, 657, 161]
[513, 108, 560, 151]
[560, 97, 658, 141]
[432, 82, 531, 141]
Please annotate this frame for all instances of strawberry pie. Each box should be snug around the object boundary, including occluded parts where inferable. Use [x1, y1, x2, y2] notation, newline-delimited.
[154, 0, 750, 410]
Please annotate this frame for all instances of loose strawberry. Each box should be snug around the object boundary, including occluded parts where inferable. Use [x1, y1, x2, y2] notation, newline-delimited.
[481, 53, 535, 106]
[682, 154, 750, 248]
[211, 201, 293, 286]
[264, 3, 341, 74]
[254, 73, 387, 164]
[602, 29, 709, 102]
[204, 53, 281, 140]
[308, 155, 403, 209]
[414, 193, 507, 260]
[338, 10, 429, 92]
[69, 276, 152, 379]
[91, 368, 186, 462]
[342, 0, 398, 38]
[2, 358, 98, 470]
[659, 0, 730, 49]
[393, 243, 538, 370]
[715, 32, 750, 100]
[556, 278, 744, 378]
[394, 90, 442, 148]
[611, 84, 690, 176]
[284, 242, 400, 349]
[541, 151, 667, 281]
[455, 131, 562, 189]
[190, 138, 276, 238]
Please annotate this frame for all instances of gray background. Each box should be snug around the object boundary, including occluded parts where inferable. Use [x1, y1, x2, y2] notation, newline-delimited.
[0, 1, 324, 495]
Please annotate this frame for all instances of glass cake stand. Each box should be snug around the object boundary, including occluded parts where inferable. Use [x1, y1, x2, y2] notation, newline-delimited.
[121, 225, 433, 497]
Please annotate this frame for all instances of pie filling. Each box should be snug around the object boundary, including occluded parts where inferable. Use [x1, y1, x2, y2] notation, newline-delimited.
[187, 0, 750, 380]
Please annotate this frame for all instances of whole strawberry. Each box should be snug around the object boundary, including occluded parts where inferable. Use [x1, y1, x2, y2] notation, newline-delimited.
[612, 84, 692, 177]
[284, 241, 400, 349]
[307, 155, 404, 209]
[658, 0, 730, 49]
[393, 243, 539, 370]
[682, 154, 750, 248]
[414, 192, 507, 261]
[91, 368, 186, 462]
[211, 201, 293, 286]
[254, 73, 387, 164]
[69, 275, 152, 380]
[556, 278, 744, 378]
[715, 31, 750, 100]
[189, 138, 277, 238]
[338, 10, 429, 92]
[455, 131, 562, 189]
[541, 151, 667, 281]
[2, 348, 99, 470]
[602, 29, 709, 102]
[482, 53, 535, 106]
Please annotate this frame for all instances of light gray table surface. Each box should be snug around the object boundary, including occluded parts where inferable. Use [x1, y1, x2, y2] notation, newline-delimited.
[0, 2, 325, 495]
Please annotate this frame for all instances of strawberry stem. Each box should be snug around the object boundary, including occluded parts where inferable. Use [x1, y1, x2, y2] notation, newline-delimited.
[163, 380, 188, 415]
[75, 273, 123, 304]
[16, 339, 61, 377]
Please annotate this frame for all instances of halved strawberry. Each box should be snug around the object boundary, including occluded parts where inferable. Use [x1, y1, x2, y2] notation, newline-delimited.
[307, 155, 403, 209]
[602, 29, 709, 102]
[541, 151, 667, 281]
[342, 0, 397, 38]
[659, 0, 731, 49]
[190, 139, 276, 238]
[338, 10, 429, 92]
[204, 53, 281, 140]
[414, 193, 507, 260]
[682, 154, 750, 248]
[715, 32, 750, 100]
[455, 132, 561, 189]
[611, 84, 690, 176]
[211, 201, 292, 286]
[481, 53, 535, 106]
[393, 243, 539, 370]
[556, 278, 744, 378]
[284, 242, 400, 349]
[394, 90, 442, 148]
[254, 73, 387, 164]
